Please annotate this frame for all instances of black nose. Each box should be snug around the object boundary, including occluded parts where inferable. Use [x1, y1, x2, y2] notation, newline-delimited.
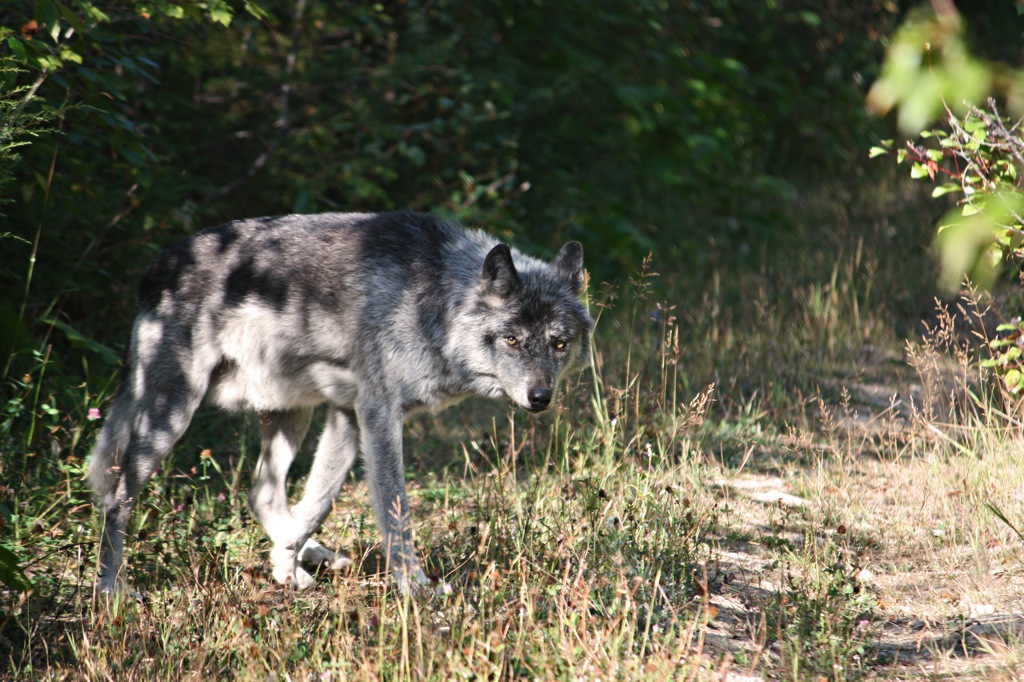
[528, 387, 552, 410]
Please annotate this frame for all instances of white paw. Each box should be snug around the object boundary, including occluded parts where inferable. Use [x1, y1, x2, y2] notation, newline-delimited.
[298, 538, 352, 573]
[270, 545, 317, 590]
[271, 562, 316, 590]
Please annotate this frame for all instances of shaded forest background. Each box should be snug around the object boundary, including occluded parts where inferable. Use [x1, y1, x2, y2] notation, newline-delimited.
[1, 0, 1022, 465]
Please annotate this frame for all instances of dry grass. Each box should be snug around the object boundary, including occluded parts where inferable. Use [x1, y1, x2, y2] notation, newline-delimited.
[6, 213, 1024, 680]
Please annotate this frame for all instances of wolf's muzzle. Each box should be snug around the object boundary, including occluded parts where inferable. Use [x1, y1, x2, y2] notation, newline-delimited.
[527, 386, 552, 411]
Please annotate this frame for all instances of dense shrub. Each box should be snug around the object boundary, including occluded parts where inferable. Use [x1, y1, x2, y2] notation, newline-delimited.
[0, 1, 910, 478]
[2, 1, 902, 345]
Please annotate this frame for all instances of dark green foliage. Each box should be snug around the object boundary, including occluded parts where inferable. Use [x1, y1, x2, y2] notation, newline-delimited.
[1, 1, 901, 357]
[0, 1, 907, 470]
[0, 0, 902, 610]
[0, 544, 32, 593]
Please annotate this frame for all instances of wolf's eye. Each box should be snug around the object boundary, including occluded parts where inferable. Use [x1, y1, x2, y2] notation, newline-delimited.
[552, 338, 567, 350]
[504, 335, 519, 347]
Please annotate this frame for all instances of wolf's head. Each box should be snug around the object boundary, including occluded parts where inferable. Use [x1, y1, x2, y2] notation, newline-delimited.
[457, 241, 594, 413]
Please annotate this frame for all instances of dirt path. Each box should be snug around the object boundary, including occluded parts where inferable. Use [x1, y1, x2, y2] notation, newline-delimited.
[697, 374, 1024, 680]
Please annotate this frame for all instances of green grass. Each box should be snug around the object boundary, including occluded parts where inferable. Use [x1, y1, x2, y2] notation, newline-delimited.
[3, 385, 723, 679]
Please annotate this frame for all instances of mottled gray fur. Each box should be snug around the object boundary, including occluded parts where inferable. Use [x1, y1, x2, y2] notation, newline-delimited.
[86, 211, 592, 594]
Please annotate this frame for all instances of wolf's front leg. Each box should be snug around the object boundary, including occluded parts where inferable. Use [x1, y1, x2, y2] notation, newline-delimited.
[356, 401, 428, 594]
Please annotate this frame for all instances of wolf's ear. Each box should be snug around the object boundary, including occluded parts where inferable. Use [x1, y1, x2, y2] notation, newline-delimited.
[552, 241, 584, 294]
[480, 244, 519, 299]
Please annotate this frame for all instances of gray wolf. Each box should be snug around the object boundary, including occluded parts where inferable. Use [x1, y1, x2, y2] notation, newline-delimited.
[86, 211, 592, 595]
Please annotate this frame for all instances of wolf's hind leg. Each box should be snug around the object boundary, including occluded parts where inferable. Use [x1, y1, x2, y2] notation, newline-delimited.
[88, 325, 210, 594]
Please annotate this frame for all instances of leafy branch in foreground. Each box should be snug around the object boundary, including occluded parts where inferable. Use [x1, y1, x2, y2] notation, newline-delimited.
[865, 1, 1024, 290]
[867, 1, 1024, 396]
[876, 100, 1024, 393]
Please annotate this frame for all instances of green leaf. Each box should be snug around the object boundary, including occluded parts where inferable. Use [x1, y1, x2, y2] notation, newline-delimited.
[242, 1, 270, 21]
[932, 183, 960, 198]
[0, 545, 32, 593]
[37, 54, 63, 71]
[6, 37, 28, 64]
[933, 210, 1002, 293]
[1005, 368, 1023, 392]
[209, 7, 233, 26]
[986, 503, 1024, 544]
[35, 0, 59, 39]
[868, 146, 889, 158]
[43, 318, 121, 367]
[60, 46, 82, 64]
[56, 3, 85, 32]
[81, 2, 111, 23]
[910, 162, 930, 179]
[800, 11, 820, 27]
